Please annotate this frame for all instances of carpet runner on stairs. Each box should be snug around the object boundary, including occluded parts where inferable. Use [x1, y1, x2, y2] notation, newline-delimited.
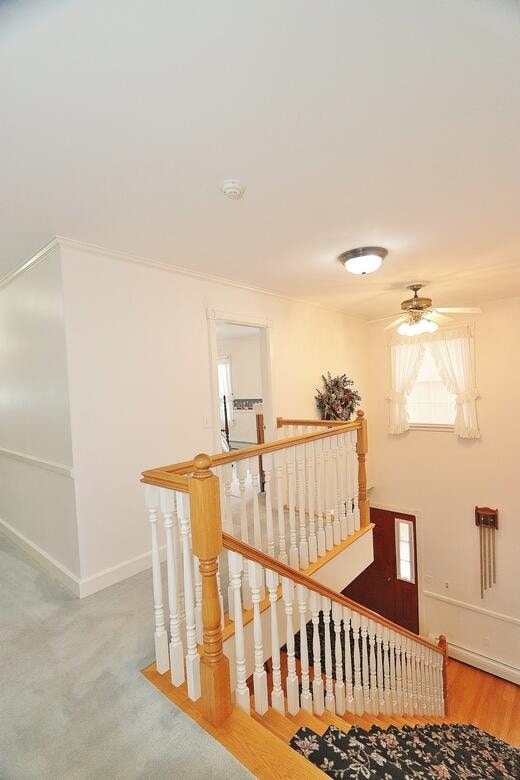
[290, 722, 520, 779]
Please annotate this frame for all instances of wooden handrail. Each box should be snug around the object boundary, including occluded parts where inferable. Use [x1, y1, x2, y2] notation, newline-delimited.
[142, 416, 362, 485]
[222, 532, 443, 656]
[277, 417, 353, 428]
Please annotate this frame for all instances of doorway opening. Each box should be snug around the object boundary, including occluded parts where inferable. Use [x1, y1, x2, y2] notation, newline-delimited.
[342, 507, 420, 634]
[209, 314, 274, 456]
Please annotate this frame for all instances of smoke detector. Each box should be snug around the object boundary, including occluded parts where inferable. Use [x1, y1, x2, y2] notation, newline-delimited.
[219, 179, 246, 200]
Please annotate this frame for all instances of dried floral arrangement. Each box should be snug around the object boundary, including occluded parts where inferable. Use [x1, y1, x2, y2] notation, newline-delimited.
[315, 373, 361, 421]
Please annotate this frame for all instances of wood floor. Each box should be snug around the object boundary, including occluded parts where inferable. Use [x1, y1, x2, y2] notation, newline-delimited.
[446, 659, 520, 748]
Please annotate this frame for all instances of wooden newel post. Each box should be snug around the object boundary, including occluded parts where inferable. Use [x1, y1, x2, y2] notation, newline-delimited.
[189, 453, 233, 726]
[356, 410, 369, 527]
[438, 634, 449, 716]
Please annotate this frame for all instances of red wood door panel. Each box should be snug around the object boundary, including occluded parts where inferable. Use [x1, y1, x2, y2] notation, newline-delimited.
[342, 507, 419, 634]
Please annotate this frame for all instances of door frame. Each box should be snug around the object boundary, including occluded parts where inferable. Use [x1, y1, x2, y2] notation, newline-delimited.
[206, 308, 275, 453]
[370, 502, 427, 638]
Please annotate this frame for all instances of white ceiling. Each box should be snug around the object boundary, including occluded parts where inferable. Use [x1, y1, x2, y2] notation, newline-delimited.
[1, 0, 520, 318]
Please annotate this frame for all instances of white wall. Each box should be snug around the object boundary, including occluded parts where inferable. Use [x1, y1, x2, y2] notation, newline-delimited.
[218, 332, 263, 443]
[368, 299, 520, 680]
[0, 245, 80, 580]
[60, 241, 370, 588]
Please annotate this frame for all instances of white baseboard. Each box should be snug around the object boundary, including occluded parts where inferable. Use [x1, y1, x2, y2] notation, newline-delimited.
[0, 516, 165, 599]
[0, 516, 81, 596]
[428, 632, 520, 685]
[78, 547, 165, 598]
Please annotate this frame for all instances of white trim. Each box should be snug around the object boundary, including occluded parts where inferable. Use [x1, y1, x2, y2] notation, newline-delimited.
[207, 308, 275, 452]
[0, 446, 73, 477]
[428, 637, 520, 685]
[0, 516, 80, 596]
[423, 590, 520, 627]
[0, 515, 167, 599]
[408, 424, 455, 433]
[0, 239, 60, 289]
[56, 236, 353, 316]
[78, 546, 166, 598]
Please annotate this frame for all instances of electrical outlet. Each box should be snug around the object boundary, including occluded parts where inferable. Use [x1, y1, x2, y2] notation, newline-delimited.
[443, 581, 449, 589]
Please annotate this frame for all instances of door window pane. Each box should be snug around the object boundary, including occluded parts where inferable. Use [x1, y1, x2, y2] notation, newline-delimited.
[395, 518, 415, 583]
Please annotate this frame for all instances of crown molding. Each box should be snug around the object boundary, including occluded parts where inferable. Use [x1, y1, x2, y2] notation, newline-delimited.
[0, 238, 60, 290]
[54, 235, 361, 319]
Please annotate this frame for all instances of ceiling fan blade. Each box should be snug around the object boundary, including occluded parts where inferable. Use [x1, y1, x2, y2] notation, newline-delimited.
[384, 315, 407, 331]
[435, 307, 482, 314]
[367, 313, 403, 324]
[427, 311, 453, 325]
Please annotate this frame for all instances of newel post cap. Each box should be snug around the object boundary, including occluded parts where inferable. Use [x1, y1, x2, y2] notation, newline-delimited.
[193, 453, 212, 476]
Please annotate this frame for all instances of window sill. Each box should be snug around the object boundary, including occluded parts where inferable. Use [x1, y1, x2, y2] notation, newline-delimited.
[408, 423, 455, 432]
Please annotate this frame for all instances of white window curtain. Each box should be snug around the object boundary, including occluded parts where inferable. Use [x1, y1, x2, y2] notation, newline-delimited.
[388, 325, 480, 438]
[429, 327, 480, 439]
[388, 339, 425, 434]
[217, 357, 234, 425]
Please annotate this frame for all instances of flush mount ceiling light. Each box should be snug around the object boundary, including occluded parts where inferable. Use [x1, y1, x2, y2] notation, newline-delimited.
[339, 246, 388, 275]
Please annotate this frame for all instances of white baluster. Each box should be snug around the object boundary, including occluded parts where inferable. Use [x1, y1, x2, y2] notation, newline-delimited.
[159, 488, 184, 685]
[376, 623, 385, 715]
[389, 630, 397, 714]
[296, 444, 309, 569]
[237, 459, 249, 544]
[228, 551, 250, 714]
[402, 639, 411, 715]
[282, 576, 300, 715]
[343, 607, 354, 713]
[325, 510, 334, 552]
[223, 464, 234, 534]
[351, 433, 360, 531]
[310, 590, 324, 715]
[178, 498, 200, 700]
[322, 439, 333, 549]
[332, 602, 345, 715]
[251, 457, 262, 551]
[360, 615, 370, 714]
[383, 627, 391, 715]
[337, 433, 348, 540]
[323, 597, 335, 712]
[330, 438, 341, 545]
[264, 453, 275, 557]
[314, 439, 326, 557]
[351, 611, 363, 715]
[395, 633, 403, 715]
[410, 641, 418, 715]
[248, 560, 268, 714]
[420, 645, 429, 715]
[297, 584, 313, 712]
[145, 485, 169, 674]
[286, 450, 299, 569]
[416, 643, 424, 714]
[426, 648, 434, 715]
[368, 620, 378, 715]
[274, 451, 287, 563]
[266, 569, 284, 715]
[305, 442, 318, 563]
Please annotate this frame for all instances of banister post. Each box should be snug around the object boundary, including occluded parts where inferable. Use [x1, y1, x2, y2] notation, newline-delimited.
[189, 453, 233, 726]
[356, 410, 370, 527]
[438, 634, 449, 716]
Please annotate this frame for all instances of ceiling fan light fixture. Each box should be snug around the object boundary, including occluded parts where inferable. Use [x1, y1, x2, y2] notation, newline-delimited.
[339, 246, 388, 275]
[397, 318, 439, 337]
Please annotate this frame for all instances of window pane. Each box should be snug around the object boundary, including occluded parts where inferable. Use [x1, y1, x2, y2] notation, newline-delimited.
[399, 522, 409, 541]
[400, 559, 412, 581]
[399, 540, 410, 562]
[406, 344, 456, 425]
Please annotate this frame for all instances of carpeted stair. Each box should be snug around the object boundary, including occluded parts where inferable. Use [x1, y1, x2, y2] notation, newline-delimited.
[290, 721, 520, 779]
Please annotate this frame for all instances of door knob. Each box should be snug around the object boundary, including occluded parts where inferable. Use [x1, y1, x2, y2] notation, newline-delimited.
[387, 576, 392, 582]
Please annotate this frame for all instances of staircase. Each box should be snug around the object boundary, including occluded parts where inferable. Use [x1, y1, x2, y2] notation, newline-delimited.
[139, 412, 518, 778]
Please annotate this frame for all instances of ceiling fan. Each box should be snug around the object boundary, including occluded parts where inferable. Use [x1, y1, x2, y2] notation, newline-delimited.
[369, 284, 482, 335]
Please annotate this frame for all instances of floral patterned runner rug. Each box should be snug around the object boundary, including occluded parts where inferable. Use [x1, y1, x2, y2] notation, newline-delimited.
[290, 722, 520, 779]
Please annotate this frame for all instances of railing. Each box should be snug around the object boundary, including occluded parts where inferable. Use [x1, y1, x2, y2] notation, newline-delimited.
[141, 412, 448, 728]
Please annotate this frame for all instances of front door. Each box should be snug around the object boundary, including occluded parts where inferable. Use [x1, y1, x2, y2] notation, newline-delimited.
[342, 507, 419, 634]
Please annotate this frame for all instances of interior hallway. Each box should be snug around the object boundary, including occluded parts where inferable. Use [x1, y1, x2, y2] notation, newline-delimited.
[0, 533, 251, 779]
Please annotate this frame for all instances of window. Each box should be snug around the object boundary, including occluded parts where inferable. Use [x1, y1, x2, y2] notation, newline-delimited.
[217, 356, 234, 425]
[406, 344, 456, 427]
[395, 518, 415, 583]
